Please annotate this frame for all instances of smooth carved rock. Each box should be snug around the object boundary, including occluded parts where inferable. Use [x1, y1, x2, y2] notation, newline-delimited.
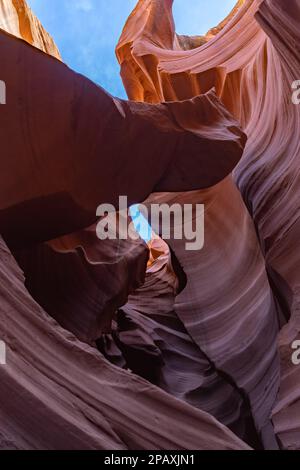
[0, 0, 250, 451]
[100, 239, 260, 444]
[0, 236, 250, 450]
[0, 25, 245, 248]
[0, 0, 60, 57]
[14, 225, 150, 342]
[0, 0, 299, 451]
[116, 0, 300, 450]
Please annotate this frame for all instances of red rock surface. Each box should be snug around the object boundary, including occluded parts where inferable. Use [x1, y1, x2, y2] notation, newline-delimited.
[0, 236, 251, 450]
[0, 0, 299, 451]
[116, 0, 300, 450]
[0, 23, 245, 248]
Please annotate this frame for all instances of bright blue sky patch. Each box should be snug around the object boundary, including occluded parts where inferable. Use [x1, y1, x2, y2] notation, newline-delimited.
[130, 205, 152, 243]
[27, 0, 236, 98]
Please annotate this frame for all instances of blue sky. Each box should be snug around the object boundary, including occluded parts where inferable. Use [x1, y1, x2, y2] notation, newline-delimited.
[27, 0, 236, 99]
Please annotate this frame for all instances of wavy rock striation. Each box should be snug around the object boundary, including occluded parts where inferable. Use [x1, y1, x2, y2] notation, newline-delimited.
[0, 24, 245, 247]
[0, 0, 299, 451]
[0, 0, 60, 57]
[116, 0, 300, 450]
[0, 236, 251, 450]
[0, 0, 249, 451]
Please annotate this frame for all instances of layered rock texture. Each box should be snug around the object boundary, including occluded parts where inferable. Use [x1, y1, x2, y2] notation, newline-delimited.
[0, 0, 299, 451]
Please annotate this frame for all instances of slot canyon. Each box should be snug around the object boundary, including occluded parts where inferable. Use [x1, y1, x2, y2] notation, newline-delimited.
[0, 0, 299, 451]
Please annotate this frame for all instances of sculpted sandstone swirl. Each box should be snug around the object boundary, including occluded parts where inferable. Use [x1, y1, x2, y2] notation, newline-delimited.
[0, 0, 60, 57]
[0, 0, 298, 451]
[0, 25, 245, 247]
[0, 236, 251, 450]
[116, 0, 300, 449]
[0, 0, 250, 450]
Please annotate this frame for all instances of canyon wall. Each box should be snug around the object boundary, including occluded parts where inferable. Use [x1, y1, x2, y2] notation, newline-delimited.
[116, 0, 300, 449]
[0, 0, 299, 450]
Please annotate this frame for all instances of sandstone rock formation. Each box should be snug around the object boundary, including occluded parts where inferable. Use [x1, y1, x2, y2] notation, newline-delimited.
[0, 0, 60, 57]
[116, 0, 300, 450]
[0, 0, 299, 451]
[0, 24, 245, 247]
